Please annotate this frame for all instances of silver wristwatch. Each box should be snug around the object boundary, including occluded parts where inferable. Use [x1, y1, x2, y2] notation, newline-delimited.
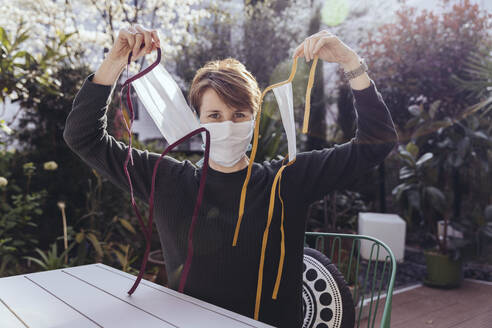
[343, 57, 368, 81]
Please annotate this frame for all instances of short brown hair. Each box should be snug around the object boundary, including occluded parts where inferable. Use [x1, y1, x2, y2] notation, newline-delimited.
[188, 57, 261, 117]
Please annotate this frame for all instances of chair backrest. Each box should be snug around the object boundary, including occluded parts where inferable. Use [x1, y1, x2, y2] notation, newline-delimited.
[304, 232, 397, 328]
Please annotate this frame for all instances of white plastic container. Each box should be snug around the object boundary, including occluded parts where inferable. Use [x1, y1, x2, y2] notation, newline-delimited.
[358, 212, 406, 262]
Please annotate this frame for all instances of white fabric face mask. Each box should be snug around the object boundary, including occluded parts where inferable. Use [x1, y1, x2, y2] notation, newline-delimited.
[132, 63, 201, 144]
[272, 81, 296, 161]
[199, 119, 255, 167]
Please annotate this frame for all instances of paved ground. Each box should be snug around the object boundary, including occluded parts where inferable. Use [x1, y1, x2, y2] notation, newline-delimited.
[360, 279, 492, 328]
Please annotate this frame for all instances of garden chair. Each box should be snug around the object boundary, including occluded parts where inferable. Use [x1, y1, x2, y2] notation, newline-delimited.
[304, 232, 396, 328]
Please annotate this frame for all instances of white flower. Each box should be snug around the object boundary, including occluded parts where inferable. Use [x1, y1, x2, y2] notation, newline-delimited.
[0, 177, 8, 187]
[43, 161, 58, 171]
[57, 201, 66, 209]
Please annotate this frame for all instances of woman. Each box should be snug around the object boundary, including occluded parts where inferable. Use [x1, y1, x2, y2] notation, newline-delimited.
[63, 24, 398, 327]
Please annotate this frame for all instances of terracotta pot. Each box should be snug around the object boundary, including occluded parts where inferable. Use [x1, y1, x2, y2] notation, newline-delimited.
[148, 249, 168, 286]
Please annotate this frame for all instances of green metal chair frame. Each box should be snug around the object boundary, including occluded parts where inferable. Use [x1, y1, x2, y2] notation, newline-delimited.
[304, 232, 396, 328]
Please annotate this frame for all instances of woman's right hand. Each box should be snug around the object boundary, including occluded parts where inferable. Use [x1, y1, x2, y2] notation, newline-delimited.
[107, 23, 161, 66]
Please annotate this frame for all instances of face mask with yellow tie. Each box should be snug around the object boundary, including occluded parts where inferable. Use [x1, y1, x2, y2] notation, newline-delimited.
[233, 54, 320, 320]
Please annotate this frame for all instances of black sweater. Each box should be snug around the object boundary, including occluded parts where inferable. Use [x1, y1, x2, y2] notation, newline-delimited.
[63, 72, 398, 328]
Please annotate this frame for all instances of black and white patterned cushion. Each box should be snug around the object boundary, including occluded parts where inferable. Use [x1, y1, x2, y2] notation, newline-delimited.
[302, 247, 355, 328]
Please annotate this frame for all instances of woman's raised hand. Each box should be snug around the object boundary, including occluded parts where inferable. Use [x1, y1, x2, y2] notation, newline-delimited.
[292, 30, 358, 67]
[107, 23, 161, 66]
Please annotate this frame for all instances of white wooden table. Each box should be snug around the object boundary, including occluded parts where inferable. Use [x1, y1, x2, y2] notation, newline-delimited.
[0, 263, 275, 328]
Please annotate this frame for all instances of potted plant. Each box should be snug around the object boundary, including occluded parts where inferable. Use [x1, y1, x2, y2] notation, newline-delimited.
[392, 142, 466, 288]
[148, 249, 168, 286]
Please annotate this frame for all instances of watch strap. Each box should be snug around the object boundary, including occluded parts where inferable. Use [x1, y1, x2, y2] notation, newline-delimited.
[343, 58, 368, 81]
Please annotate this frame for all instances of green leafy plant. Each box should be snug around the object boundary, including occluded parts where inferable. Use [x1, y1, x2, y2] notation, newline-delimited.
[0, 22, 75, 105]
[68, 169, 143, 275]
[391, 142, 471, 259]
[308, 190, 370, 233]
[111, 243, 139, 274]
[392, 143, 444, 232]
[0, 190, 47, 276]
[451, 46, 492, 119]
[23, 240, 77, 271]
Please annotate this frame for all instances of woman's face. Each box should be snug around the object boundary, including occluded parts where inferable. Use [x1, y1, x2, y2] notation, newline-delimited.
[199, 88, 254, 124]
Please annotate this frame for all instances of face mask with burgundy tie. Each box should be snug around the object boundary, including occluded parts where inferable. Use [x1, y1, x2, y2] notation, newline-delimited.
[119, 46, 210, 297]
[123, 42, 320, 321]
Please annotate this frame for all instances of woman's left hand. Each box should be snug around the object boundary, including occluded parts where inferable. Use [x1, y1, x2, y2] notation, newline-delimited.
[292, 30, 359, 67]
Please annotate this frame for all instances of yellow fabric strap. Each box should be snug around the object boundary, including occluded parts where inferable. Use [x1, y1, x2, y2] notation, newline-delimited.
[232, 56, 298, 246]
[272, 161, 287, 299]
[253, 155, 296, 319]
[231, 54, 319, 320]
[302, 56, 318, 134]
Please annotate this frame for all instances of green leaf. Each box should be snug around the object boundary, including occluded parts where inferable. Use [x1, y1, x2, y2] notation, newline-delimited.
[23, 256, 47, 270]
[391, 182, 416, 200]
[86, 233, 103, 258]
[75, 232, 85, 243]
[397, 148, 415, 167]
[112, 250, 126, 267]
[399, 166, 415, 179]
[58, 31, 76, 45]
[13, 31, 30, 47]
[34, 247, 49, 264]
[11, 51, 27, 60]
[119, 218, 136, 234]
[416, 152, 433, 167]
[429, 100, 441, 119]
[473, 131, 490, 142]
[0, 27, 11, 49]
[406, 142, 419, 158]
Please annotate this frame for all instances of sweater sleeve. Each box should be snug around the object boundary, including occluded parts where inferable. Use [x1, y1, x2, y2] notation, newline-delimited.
[63, 72, 184, 202]
[284, 78, 399, 205]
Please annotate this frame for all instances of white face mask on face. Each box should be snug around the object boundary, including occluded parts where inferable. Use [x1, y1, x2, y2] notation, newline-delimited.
[200, 119, 255, 167]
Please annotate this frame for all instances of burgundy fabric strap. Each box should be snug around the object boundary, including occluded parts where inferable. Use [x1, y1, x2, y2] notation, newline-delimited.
[117, 47, 210, 295]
